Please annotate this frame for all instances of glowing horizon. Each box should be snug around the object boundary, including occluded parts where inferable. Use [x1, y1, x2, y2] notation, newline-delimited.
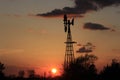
[0, 0, 120, 76]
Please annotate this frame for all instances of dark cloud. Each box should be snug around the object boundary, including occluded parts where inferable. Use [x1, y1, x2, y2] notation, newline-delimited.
[76, 46, 93, 53]
[83, 22, 110, 30]
[111, 29, 116, 32]
[37, 0, 120, 17]
[92, 0, 120, 8]
[76, 42, 95, 53]
[37, 7, 83, 17]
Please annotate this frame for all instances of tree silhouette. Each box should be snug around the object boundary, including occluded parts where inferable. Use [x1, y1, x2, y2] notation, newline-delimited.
[18, 70, 25, 78]
[0, 62, 5, 78]
[62, 54, 98, 80]
[27, 69, 35, 78]
[100, 59, 120, 80]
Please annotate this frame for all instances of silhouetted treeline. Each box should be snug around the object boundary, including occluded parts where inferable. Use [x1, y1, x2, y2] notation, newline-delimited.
[61, 54, 98, 80]
[0, 62, 5, 78]
[1, 54, 120, 80]
[99, 59, 120, 80]
[61, 54, 120, 80]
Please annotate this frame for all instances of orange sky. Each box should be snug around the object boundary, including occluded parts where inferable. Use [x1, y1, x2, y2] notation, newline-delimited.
[0, 0, 120, 76]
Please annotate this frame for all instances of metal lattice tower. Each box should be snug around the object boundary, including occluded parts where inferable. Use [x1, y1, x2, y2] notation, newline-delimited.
[63, 14, 76, 69]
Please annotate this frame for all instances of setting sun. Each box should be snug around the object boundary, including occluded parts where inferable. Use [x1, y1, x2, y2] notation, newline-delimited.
[51, 68, 57, 74]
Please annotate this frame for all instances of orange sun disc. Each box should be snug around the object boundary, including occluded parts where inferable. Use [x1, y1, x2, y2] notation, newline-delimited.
[51, 68, 57, 74]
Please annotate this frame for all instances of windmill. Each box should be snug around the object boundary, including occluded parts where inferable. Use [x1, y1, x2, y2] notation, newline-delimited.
[63, 14, 76, 69]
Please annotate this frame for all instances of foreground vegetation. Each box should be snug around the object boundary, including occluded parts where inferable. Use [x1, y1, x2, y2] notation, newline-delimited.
[0, 54, 120, 80]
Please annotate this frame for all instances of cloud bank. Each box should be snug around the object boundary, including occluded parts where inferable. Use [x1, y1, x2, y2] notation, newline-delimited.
[76, 42, 95, 53]
[37, 0, 120, 17]
[83, 22, 110, 30]
[76, 46, 93, 53]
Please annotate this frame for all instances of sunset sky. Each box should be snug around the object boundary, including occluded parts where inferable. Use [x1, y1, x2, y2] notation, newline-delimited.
[0, 0, 120, 76]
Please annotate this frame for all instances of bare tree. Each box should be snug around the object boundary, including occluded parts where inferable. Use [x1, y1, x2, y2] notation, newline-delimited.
[0, 62, 5, 78]
[27, 70, 35, 78]
[18, 70, 25, 78]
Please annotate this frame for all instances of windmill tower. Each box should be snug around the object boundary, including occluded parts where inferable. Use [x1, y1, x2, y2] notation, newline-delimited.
[63, 14, 76, 69]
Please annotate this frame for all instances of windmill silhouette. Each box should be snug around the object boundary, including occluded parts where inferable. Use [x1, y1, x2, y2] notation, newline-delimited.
[63, 14, 76, 69]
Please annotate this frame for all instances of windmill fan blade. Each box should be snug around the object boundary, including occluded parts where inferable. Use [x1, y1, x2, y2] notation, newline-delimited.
[64, 14, 67, 22]
[71, 18, 74, 25]
[64, 26, 67, 32]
